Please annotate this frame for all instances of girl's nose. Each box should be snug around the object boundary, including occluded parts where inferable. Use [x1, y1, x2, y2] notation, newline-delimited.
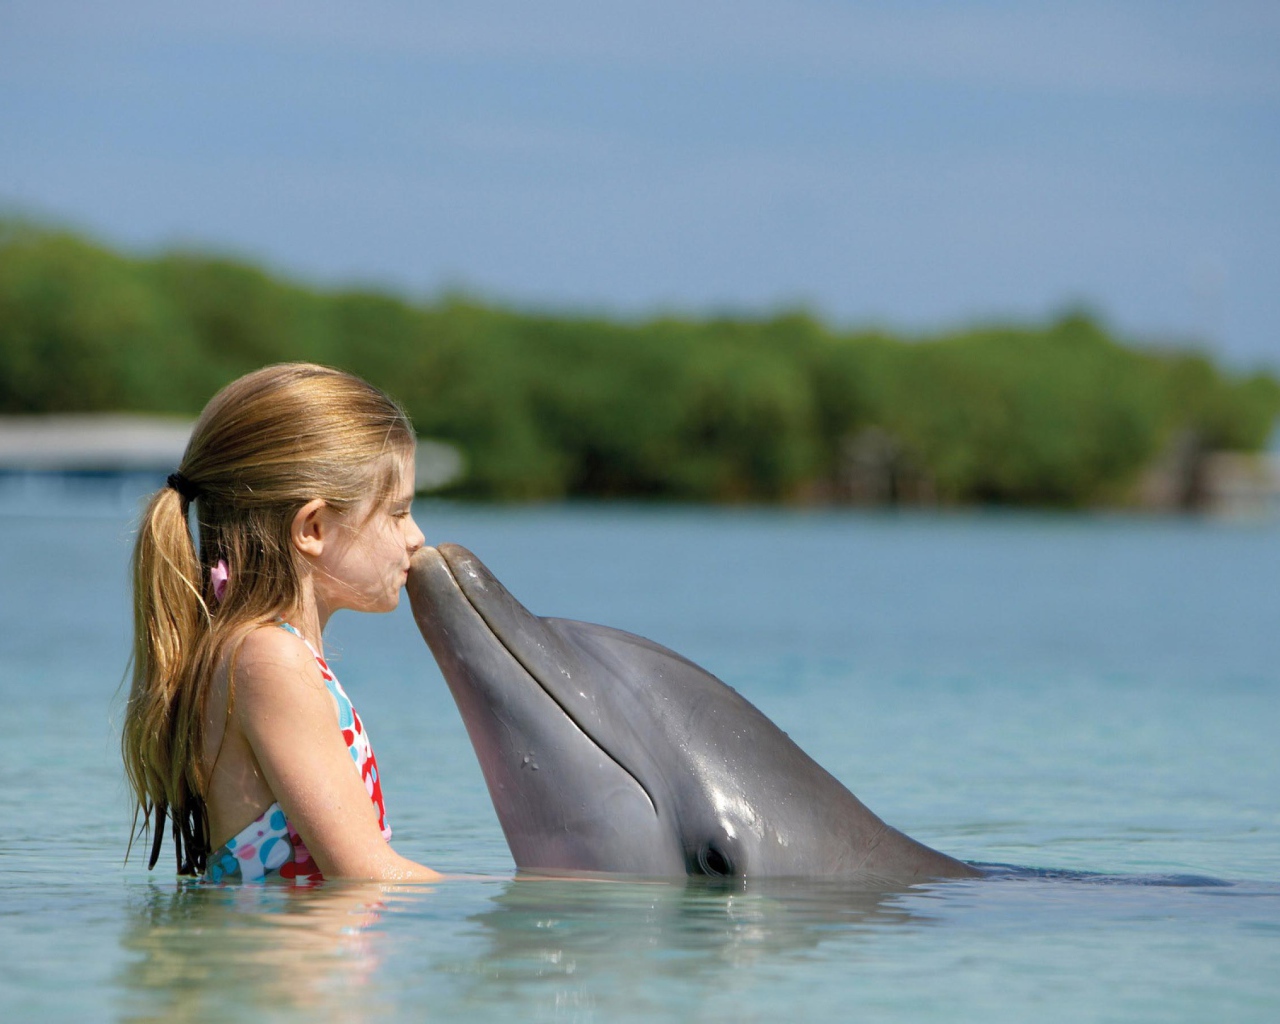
[407, 517, 426, 553]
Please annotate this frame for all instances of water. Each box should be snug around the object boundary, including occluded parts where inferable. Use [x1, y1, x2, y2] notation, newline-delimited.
[1, 482, 1277, 1021]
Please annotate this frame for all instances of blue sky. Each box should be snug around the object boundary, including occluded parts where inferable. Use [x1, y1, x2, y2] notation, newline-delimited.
[2, 1, 1277, 367]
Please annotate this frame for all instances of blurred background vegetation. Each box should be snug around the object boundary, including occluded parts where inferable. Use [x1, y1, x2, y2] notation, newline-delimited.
[3, 219, 1277, 506]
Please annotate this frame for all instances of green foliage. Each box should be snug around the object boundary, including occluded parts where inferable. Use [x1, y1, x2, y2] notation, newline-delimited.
[881, 316, 1168, 505]
[148, 253, 340, 376]
[0, 224, 202, 413]
[1156, 351, 1280, 451]
[2, 221, 1277, 505]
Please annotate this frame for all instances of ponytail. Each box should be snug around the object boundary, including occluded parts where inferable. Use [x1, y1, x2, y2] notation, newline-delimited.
[124, 483, 211, 874]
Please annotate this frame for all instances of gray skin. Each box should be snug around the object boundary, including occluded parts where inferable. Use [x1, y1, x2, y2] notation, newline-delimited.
[408, 544, 981, 883]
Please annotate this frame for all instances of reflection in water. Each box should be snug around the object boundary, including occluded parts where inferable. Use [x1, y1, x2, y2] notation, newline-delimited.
[117, 880, 405, 1022]
[440, 876, 942, 1018]
[115, 875, 945, 1021]
[115, 872, 1251, 1020]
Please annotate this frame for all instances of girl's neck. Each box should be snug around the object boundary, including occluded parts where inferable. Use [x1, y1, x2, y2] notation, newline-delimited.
[282, 578, 327, 653]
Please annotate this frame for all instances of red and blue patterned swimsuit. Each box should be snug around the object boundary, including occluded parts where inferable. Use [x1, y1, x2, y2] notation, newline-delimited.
[204, 621, 390, 884]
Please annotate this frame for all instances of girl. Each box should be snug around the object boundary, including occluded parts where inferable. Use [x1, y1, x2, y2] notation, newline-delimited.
[123, 363, 441, 883]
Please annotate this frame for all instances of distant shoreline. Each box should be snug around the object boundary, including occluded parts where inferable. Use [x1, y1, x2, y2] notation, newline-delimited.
[0, 414, 193, 472]
[0, 415, 464, 492]
[4, 222, 1277, 507]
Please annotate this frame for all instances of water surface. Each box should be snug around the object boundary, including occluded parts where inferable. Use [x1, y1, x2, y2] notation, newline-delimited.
[1, 480, 1276, 1021]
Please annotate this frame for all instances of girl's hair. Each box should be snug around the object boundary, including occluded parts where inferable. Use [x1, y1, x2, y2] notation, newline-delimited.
[123, 363, 416, 874]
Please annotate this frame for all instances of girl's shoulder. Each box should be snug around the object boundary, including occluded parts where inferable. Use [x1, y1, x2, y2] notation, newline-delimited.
[226, 622, 329, 708]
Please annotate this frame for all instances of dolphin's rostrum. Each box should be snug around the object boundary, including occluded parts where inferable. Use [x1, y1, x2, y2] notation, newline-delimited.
[408, 544, 980, 883]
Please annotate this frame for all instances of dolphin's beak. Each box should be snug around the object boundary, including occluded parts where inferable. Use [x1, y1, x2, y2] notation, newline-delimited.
[407, 544, 681, 874]
[409, 545, 639, 776]
[409, 545, 588, 698]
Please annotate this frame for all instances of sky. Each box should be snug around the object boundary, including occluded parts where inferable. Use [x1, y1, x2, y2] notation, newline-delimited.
[2, 1, 1278, 367]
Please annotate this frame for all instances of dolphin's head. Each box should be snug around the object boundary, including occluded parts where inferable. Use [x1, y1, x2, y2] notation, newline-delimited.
[408, 544, 898, 879]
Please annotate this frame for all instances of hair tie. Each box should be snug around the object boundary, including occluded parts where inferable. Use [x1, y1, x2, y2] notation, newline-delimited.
[210, 560, 229, 604]
[166, 472, 201, 502]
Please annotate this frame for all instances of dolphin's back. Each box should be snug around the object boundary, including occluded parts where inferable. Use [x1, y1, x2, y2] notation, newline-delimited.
[544, 619, 977, 881]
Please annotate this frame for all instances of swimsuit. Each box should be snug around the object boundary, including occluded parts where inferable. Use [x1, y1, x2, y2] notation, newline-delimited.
[204, 621, 391, 884]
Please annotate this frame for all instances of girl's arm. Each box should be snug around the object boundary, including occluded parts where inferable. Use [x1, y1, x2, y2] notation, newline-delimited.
[232, 627, 442, 882]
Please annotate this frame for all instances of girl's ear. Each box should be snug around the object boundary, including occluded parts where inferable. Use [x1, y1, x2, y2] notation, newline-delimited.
[291, 499, 329, 557]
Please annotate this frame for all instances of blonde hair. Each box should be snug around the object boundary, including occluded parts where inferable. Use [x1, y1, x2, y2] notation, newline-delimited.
[123, 363, 416, 873]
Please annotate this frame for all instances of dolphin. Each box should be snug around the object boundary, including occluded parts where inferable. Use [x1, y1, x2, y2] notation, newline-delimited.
[408, 544, 980, 883]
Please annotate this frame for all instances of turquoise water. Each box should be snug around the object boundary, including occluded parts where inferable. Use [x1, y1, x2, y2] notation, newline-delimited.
[1, 480, 1277, 1021]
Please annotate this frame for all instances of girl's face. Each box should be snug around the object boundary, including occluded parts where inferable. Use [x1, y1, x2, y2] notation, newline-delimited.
[311, 453, 426, 617]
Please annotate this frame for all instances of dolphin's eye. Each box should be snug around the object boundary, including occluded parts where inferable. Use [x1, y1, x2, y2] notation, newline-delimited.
[697, 844, 734, 877]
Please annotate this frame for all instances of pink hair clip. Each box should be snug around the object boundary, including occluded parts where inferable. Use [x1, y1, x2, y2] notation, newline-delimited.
[210, 559, 229, 604]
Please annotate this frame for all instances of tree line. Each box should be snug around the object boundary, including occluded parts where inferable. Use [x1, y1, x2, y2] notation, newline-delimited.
[2, 219, 1276, 505]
